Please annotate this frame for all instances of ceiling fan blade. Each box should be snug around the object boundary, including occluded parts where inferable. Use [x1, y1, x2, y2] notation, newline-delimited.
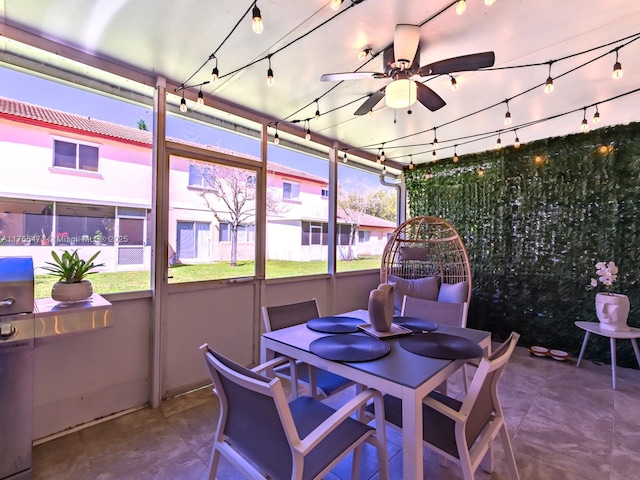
[394, 24, 420, 66]
[415, 82, 446, 111]
[321, 72, 385, 82]
[354, 89, 386, 116]
[418, 51, 495, 76]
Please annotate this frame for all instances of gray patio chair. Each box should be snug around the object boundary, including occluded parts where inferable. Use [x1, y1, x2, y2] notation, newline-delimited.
[200, 344, 389, 480]
[262, 298, 355, 398]
[366, 331, 521, 480]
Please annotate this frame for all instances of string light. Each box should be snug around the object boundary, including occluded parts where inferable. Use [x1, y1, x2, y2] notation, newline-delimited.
[252, 3, 264, 34]
[456, 0, 467, 15]
[330, 0, 344, 11]
[315, 100, 320, 120]
[179, 86, 187, 113]
[593, 105, 601, 124]
[382, 165, 387, 175]
[453, 146, 459, 163]
[514, 130, 521, 148]
[612, 50, 623, 79]
[273, 125, 280, 145]
[305, 120, 311, 141]
[343, 150, 348, 163]
[409, 155, 414, 170]
[504, 100, 512, 125]
[210, 57, 219, 82]
[377, 149, 382, 164]
[380, 145, 385, 162]
[495, 133, 502, 149]
[197, 88, 204, 105]
[580, 108, 589, 132]
[358, 48, 372, 61]
[450, 75, 458, 91]
[267, 56, 274, 86]
[432, 149, 437, 160]
[544, 62, 554, 93]
[432, 128, 438, 149]
[477, 168, 485, 177]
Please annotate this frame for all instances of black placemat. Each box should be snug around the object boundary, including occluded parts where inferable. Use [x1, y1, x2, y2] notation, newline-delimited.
[306, 316, 365, 334]
[399, 333, 483, 360]
[309, 335, 391, 362]
[393, 316, 438, 333]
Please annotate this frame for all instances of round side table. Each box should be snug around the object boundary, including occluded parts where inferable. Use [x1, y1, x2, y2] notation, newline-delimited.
[574, 321, 640, 390]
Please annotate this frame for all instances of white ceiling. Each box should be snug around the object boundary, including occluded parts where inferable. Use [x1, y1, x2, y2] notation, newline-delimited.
[2, 0, 640, 171]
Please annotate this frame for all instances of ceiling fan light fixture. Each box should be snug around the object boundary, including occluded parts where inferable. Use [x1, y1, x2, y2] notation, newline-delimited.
[252, 4, 263, 34]
[456, 0, 467, 15]
[385, 79, 417, 109]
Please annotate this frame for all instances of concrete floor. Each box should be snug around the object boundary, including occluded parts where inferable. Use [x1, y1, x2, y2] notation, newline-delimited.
[32, 345, 640, 479]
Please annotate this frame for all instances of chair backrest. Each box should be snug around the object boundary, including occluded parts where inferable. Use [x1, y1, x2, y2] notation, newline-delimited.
[460, 332, 520, 447]
[401, 295, 468, 328]
[262, 298, 320, 332]
[202, 345, 296, 480]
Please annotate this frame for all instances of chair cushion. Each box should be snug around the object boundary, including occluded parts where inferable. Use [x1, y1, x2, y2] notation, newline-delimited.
[290, 396, 373, 480]
[437, 281, 469, 303]
[402, 297, 465, 327]
[388, 274, 439, 315]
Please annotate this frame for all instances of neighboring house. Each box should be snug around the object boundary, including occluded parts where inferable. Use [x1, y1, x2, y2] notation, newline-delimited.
[0, 97, 395, 271]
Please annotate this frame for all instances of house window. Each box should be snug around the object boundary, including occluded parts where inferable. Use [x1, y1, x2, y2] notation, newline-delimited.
[321, 188, 329, 198]
[219, 223, 255, 243]
[283, 181, 300, 200]
[177, 221, 210, 259]
[53, 140, 99, 172]
[188, 163, 215, 188]
[358, 230, 371, 243]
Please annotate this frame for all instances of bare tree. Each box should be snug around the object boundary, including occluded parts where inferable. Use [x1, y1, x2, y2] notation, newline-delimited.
[338, 189, 368, 261]
[194, 162, 286, 266]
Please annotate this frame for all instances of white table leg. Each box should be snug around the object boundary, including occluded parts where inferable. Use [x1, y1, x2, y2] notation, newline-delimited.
[576, 331, 590, 367]
[402, 391, 422, 480]
[631, 339, 640, 367]
[610, 337, 617, 390]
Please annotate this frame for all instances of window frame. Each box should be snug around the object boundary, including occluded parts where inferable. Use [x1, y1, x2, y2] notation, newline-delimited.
[282, 181, 300, 200]
[52, 137, 100, 172]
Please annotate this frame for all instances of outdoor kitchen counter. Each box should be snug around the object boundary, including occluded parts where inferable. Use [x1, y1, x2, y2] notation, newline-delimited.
[34, 294, 112, 344]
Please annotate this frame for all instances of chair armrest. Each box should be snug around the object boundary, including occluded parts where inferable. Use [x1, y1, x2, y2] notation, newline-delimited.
[422, 395, 466, 423]
[250, 356, 290, 376]
[297, 388, 383, 453]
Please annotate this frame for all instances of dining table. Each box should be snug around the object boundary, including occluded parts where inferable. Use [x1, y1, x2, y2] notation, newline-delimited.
[260, 309, 492, 480]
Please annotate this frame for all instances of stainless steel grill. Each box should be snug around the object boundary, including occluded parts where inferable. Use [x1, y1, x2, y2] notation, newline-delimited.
[0, 257, 35, 480]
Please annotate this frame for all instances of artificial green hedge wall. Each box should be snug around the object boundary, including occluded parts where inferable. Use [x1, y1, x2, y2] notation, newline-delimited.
[405, 122, 640, 368]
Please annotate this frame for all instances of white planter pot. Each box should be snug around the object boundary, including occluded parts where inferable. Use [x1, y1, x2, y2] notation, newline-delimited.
[51, 280, 93, 303]
[595, 293, 630, 332]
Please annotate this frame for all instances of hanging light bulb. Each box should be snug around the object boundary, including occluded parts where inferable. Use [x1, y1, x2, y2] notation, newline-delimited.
[376, 149, 382, 164]
[450, 75, 458, 91]
[331, 0, 344, 11]
[197, 89, 204, 105]
[380, 147, 385, 162]
[368, 109, 373, 118]
[514, 131, 521, 148]
[495, 134, 502, 149]
[409, 156, 414, 170]
[478, 168, 485, 177]
[504, 101, 512, 125]
[432, 150, 437, 160]
[343, 151, 348, 163]
[358, 48, 371, 61]
[210, 57, 219, 82]
[484, 0, 496, 5]
[544, 62, 554, 93]
[453, 146, 459, 163]
[305, 120, 311, 141]
[432, 128, 438, 149]
[252, 3, 264, 34]
[456, 0, 467, 15]
[315, 100, 320, 120]
[593, 105, 601, 124]
[273, 125, 280, 145]
[382, 165, 387, 175]
[266, 56, 274, 86]
[580, 109, 589, 133]
[612, 50, 623, 79]
[179, 95, 187, 113]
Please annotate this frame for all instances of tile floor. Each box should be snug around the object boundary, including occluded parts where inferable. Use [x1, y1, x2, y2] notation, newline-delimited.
[33, 345, 640, 479]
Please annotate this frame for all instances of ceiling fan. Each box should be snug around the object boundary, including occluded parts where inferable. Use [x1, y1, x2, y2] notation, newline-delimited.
[320, 24, 495, 115]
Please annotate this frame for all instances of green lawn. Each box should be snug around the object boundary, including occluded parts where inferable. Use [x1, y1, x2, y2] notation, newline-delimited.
[34, 256, 381, 298]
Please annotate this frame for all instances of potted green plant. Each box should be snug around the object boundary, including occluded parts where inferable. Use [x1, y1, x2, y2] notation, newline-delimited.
[42, 249, 104, 302]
